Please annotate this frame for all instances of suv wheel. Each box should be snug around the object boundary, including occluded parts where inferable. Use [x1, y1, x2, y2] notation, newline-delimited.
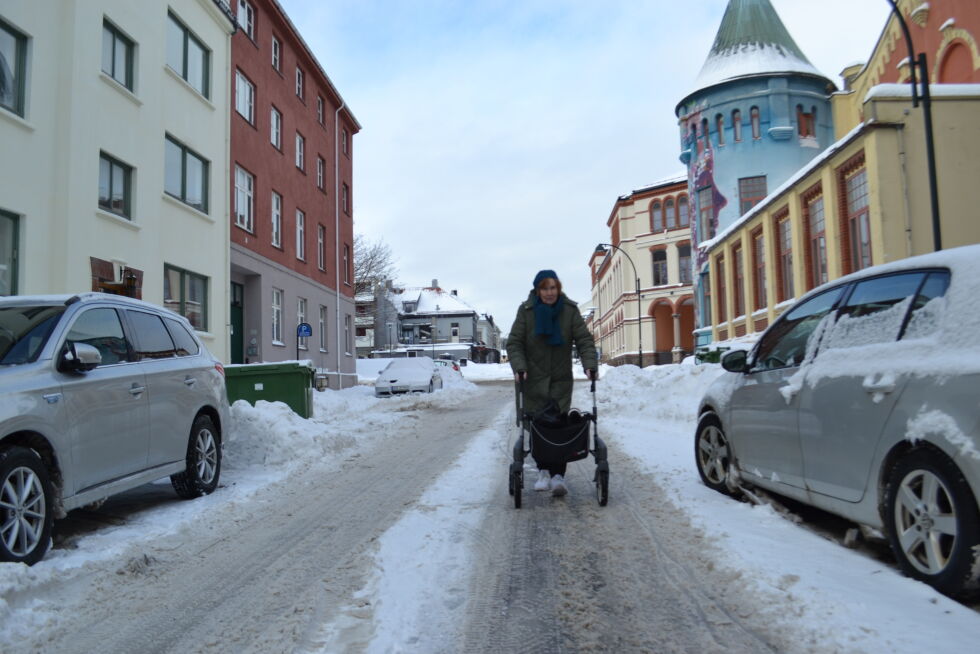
[884, 450, 980, 597]
[695, 414, 737, 495]
[0, 447, 54, 565]
[171, 415, 221, 499]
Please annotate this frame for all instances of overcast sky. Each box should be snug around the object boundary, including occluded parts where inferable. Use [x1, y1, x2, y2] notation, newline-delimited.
[278, 0, 892, 335]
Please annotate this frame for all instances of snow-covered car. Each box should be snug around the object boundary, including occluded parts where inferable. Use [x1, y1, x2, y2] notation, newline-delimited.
[432, 358, 460, 372]
[374, 356, 443, 397]
[695, 244, 980, 598]
[0, 293, 229, 565]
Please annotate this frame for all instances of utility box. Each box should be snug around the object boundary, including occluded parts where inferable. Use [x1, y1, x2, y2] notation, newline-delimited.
[225, 361, 315, 418]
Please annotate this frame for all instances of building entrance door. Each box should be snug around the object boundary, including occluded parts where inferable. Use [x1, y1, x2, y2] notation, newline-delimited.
[0, 211, 18, 296]
[230, 282, 244, 364]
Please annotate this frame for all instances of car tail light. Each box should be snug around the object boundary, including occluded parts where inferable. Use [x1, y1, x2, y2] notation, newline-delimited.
[215, 362, 225, 376]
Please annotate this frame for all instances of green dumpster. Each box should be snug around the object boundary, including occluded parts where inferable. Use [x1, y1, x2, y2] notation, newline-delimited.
[225, 362, 315, 418]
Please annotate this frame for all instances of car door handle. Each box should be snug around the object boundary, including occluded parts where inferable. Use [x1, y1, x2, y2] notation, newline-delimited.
[862, 379, 896, 394]
[184, 377, 197, 387]
[42, 393, 62, 404]
[129, 384, 146, 396]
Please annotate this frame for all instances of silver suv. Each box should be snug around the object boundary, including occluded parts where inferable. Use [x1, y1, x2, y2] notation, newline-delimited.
[696, 244, 980, 598]
[0, 293, 230, 564]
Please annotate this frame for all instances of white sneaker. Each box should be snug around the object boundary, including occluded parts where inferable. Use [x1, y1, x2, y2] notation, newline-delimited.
[534, 469, 550, 491]
[551, 474, 567, 497]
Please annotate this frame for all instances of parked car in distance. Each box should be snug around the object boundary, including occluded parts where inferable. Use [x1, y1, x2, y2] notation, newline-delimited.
[695, 244, 980, 598]
[433, 358, 460, 372]
[0, 293, 230, 565]
[374, 356, 443, 397]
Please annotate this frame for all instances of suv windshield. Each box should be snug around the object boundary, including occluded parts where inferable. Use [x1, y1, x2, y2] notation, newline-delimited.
[0, 305, 66, 365]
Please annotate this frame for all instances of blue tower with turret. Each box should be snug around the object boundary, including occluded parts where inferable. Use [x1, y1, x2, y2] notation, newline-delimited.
[676, 0, 835, 346]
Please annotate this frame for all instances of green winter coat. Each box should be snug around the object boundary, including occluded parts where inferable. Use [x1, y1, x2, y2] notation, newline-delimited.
[507, 291, 598, 414]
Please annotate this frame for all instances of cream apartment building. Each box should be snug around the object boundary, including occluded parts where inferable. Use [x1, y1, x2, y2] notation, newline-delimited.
[0, 0, 234, 360]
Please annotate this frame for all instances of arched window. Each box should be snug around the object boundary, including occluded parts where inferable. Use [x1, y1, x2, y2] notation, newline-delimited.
[701, 118, 710, 149]
[732, 109, 742, 142]
[797, 104, 815, 137]
[715, 114, 725, 146]
[750, 106, 761, 139]
[678, 195, 689, 227]
[665, 198, 676, 229]
[691, 123, 700, 154]
[651, 201, 662, 231]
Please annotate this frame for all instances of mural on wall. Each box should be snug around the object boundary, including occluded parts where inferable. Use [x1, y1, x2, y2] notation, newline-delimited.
[679, 104, 728, 270]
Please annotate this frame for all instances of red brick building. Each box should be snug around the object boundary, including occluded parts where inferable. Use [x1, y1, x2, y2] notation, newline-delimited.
[230, 0, 360, 387]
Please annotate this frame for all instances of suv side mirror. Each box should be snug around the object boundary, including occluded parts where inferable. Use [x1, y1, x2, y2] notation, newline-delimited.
[60, 342, 102, 372]
[721, 349, 749, 373]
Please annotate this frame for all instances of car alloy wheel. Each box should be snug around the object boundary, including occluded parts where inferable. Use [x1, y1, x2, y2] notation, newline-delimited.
[885, 450, 980, 597]
[194, 427, 219, 486]
[0, 447, 54, 565]
[695, 415, 735, 495]
[171, 415, 222, 499]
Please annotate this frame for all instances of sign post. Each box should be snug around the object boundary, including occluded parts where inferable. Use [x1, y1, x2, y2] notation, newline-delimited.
[297, 322, 312, 360]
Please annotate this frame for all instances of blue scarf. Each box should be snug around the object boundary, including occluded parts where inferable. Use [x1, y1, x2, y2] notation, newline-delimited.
[534, 294, 564, 345]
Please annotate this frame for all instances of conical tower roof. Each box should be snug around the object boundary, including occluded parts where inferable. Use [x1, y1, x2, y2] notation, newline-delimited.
[687, 0, 829, 98]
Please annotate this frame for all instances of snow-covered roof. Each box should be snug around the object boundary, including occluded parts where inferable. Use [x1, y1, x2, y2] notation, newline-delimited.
[388, 286, 479, 316]
[680, 0, 830, 105]
[864, 83, 980, 102]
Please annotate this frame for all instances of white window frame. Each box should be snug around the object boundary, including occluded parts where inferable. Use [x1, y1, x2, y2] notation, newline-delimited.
[316, 156, 324, 189]
[319, 305, 327, 351]
[297, 297, 308, 349]
[317, 96, 324, 124]
[343, 243, 351, 284]
[271, 287, 283, 344]
[270, 106, 281, 148]
[237, 0, 255, 40]
[271, 190, 282, 247]
[295, 132, 304, 170]
[295, 209, 305, 260]
[295, 66, 304, 99]
[344, 314, 352, 355]
[234, 165, 254, 231]
[317, 224, 325, 270]
[271, 36, 280, 70]
[235, 70, 254, 123]
[342, 128, 349, 155]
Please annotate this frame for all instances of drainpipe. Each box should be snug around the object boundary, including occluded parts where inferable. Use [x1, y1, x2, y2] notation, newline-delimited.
[896, 125, 914, 258]
[334, 101, 345, 387]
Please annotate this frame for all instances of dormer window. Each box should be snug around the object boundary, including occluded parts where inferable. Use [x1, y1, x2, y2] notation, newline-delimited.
[403, 302, 416, 313]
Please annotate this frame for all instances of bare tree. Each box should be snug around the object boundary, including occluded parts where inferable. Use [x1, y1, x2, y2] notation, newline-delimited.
[354, 234, 397, 296]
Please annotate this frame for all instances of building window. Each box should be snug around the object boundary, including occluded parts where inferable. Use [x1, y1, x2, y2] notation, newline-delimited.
[271, 287, 283, 343]
[752, 229, 766, 311]
[295, 132, 304, 170]
[297, 297, 308, 349]
[750, 106, 761, 139]
[715, 114, 725, 146]
[342, 128, 349, 155]
[697, 187, 714, 240]
[845, 168, 872, 273]
[678, 195, 689, 227]
[806, 194, 827, 289]
[102, 20, 134, 91]
[732, 109, 742, 142]
[678, 244, 692, 285]
[665, 198, 676, 229]
[164, 135, 209, 213]
[319, 305, 327, 351]
[776, 214, 793, 302]
[316, 156, 325, 189]
[0, 210, 17, 295]
[797, 104, 816, 138]
[270, 106, 281, 148]
[317, 96, 324, 125]
[342, 183, 350, 214]
[738, 175, 767, 215]
[344, 314, 352, 354]
[237, 0, 255, 39]
[732, 244, 745, 318]
[317, 224, 326, 270]
[271, 36, 280, 71]
[271, 191, 281, 247]
[700, 271, 712, 326]
[715, 254, 727, 323]
[234, 165, 254, 231]
[651, 201, 662, 231]
[235, 70, 254, 123]
[652, 250, 668, 286]
[0, 18, 27, 117]
[164, 264, 208, 330]
[295, 209, 305, 260]
[701, 118, 710, 150]
[166, 12, 210, 98]
[295, 66, 304, 99]
[343, 243, 351, 283]
[98, 152, 132, 218]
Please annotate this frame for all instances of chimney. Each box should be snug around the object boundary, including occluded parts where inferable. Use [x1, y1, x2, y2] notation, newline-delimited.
[431, 279, 438, 288]
[451, 290, 457, 296]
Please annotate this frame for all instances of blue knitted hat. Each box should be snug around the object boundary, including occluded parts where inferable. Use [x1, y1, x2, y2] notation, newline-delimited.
[532, 269, 558, 288]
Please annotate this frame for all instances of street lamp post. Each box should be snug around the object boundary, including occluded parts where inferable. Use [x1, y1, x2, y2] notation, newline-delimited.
[595, 243, 643, 368]
[386, 322, 393, 353]
[886, 0, 942, 251]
